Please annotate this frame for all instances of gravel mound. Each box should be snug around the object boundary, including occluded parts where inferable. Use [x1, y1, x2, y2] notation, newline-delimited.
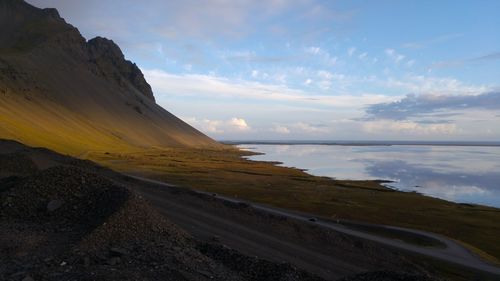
[197, 242, 324, 281]
[0, 152, 38, 178]
[0, 165, 242, 280]
[0, 151, 326, 281]
[2, 166, 126, 224]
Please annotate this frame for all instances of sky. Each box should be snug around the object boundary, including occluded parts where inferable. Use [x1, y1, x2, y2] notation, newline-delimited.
[28, 0, 500, 141]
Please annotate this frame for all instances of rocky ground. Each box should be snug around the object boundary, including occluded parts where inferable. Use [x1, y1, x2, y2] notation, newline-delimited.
[338, 271, 439, 281]
[0, 139, 442, 281]
[0, 140, 324, 281]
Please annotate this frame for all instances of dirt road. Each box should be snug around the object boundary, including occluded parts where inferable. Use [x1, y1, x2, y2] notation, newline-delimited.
[124, 175, 500, 279]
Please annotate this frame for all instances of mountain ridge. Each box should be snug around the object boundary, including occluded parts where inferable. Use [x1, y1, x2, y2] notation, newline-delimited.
[0, 0, 220, 154]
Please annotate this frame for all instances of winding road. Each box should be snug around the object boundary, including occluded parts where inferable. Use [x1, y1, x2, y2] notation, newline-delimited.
[126, 174, 500, 278]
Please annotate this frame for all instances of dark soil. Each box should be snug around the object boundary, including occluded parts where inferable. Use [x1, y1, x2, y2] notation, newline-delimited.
[338, 270, 441, 281]
[0, 140, 328, 281]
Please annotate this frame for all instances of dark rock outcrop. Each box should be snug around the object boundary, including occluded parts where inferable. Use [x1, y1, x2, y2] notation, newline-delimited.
[0, 0, 82, 52]
[0, 0, 154, 102]
[87, 37, 155, 102]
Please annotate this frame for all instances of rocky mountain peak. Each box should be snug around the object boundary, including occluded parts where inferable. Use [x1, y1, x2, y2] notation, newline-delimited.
[87, 37, 155, 102]
[41, 7, 61, 19]
[0, 0, 155, 102]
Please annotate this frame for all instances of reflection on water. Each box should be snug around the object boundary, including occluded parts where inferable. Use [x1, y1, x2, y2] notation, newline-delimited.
[239, 144, 500, 207]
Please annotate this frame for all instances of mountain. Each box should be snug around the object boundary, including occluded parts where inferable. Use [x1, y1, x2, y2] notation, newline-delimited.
[0, 0, 220, 155]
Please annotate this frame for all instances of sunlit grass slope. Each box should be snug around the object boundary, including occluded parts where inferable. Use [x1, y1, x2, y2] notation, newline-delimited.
[0, 95, 136, 155]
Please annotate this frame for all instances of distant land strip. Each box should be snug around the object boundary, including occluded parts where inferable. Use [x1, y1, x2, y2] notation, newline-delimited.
[222, 140, 500, 147]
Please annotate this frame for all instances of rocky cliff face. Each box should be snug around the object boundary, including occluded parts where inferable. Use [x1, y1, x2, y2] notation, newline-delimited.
[0, 0, 154, 102]
[87, 37, 155, 102]
[0, 0, 82, 52]
[0, 0, 219, 154]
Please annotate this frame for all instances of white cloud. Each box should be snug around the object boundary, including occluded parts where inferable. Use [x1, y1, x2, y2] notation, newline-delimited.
[358, 52, 367, 60]
[406, 60, 415, 67]
[383, 74, 490, 96]
[229, 117, 251, 131]
[183, 117, 223, 134]
[183, 117, 251, 134]
[272, 125, 291, 134]
[317, 70, 333, 80]
[294, 122, 330, 134]
[362, 120, 458, 135]
[144, 69, 395, 108]
[305, 46, 321, 55]
[270, 122, 330, 135]
[385, 48, 405, 63]
[305, 46, 338, 65]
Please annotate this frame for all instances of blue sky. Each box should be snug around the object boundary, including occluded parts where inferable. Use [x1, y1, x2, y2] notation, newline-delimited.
[28, 0, 500, 140]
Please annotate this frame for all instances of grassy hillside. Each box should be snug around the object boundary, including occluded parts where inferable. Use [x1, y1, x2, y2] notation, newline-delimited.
[0, 95, 136, 155]
[0, 0, 220, 155]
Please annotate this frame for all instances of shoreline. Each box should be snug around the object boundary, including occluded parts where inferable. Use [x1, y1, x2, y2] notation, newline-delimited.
[87, 144, 500, 264]
[224, 140, 500, 147]
[238, 143, 500, 209]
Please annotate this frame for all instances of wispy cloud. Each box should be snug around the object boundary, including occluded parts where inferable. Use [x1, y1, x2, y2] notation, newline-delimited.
[304, 46, 338, 65]
[272, 125, 291, 134]
[362, 120, 458, 135]
[144, 68, 394, 108]
[431, 51, 500, 70]
[402, 33, 463, 49]
[470, 51, 500, 62]
[305, 46, 321, 55]
[382, 74, 489, 96]
[223, 52, 298, 63]
[406, 59, 415, 67]
[358, 52, 367, 60]
[269, 122, 331, 135]
[385, 48, 405, 64]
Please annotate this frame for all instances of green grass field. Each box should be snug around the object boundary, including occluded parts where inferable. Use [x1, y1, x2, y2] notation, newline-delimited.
[85, 146, 500, 265]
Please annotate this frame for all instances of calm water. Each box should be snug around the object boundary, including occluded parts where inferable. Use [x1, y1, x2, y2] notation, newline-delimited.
[239, 144, 500, 208]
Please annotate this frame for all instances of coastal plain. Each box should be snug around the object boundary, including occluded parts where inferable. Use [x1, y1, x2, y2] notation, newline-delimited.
[87, 146, 500, 267]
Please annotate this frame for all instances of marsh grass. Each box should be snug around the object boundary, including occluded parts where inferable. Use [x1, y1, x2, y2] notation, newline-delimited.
[86, 146, 500, 265]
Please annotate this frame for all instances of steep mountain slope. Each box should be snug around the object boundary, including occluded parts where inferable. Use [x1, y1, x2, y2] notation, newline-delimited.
[0, 0, 220, 155]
